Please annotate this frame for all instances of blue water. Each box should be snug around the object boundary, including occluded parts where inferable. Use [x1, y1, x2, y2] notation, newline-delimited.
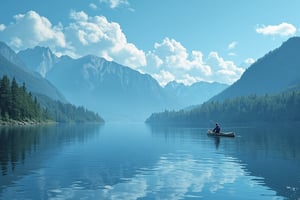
[0, 123, 299, 199]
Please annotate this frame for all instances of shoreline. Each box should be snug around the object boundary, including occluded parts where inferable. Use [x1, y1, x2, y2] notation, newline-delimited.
[0, 119, 105, 127]
[0, 119, 56, 127]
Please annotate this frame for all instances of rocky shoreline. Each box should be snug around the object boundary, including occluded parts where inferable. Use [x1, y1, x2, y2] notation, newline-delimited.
[0, 119, 55, 126]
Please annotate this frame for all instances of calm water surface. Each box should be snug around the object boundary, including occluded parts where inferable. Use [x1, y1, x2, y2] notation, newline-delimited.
[0, 123, 299, 199]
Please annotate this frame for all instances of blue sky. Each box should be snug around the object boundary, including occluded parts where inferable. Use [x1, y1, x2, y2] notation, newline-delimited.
[0, 0, 299, 86]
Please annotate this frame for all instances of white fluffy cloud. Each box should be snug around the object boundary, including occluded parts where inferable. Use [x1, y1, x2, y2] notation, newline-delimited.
[152, 70, 175, 86]
[0, 10, 245, 86]
[144, 37, 244, 86]
[244, 58, 255, 65]
[89, 3, 98, 10]
[256, 22, 296, 36]
[153, 38, 209, 73]
[99, 0, 129, 9]
[228, 41, 237, 50]
[66, 10, 146, 68]
[207, 52, 244, 83]
[0, 10, 66, 51]
[0, 24, 5, 31]
[227, 41, 238, 57]
[0, 10, 146, 68]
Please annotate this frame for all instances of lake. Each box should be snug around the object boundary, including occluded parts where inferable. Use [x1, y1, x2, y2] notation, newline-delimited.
[0, 123, 299, 200]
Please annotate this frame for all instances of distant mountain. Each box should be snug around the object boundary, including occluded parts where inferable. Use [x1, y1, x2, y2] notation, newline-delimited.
[164, 81, 228, 106]
[18, 47, 227, 122]
[0, 41, 66, 102]
[18, 46, 59, 77]
[0, 42, 26, 68]
[211, 37, 300, 101]
[43, 55, 178, 121]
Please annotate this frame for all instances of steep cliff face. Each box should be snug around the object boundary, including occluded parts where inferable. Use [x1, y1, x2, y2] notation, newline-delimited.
[18, 46, 59, 77]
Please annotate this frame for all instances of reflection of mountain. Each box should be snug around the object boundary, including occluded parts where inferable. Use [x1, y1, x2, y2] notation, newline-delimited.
[148, 124, 300, 199]
[227, 124, 300, 199]
[0, 124, 160, 200]
[0, 125, 102, 194]
[1, 124, 298, 199]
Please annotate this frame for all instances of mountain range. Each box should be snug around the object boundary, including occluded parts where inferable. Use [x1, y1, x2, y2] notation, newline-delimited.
[3, 37, 300, 122]
[146, 37, 300, 125]
[17, 46, 227, 121]
[211, 37, 300, 101]
[0, 42, 66, 103]
[165, 81, 228, 106]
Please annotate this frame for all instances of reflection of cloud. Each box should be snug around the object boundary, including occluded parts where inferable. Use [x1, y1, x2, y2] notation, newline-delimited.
[43, 152, 279, 200]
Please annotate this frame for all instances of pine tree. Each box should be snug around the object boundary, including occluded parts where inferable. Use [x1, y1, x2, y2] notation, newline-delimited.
[10, 77, 20, 119]
[0, 76, 11, 119]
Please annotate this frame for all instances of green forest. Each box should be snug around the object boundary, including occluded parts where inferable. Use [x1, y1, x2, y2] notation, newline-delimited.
[40, 96, 104, 123]
[146, 90, 300, 126]
[0, 75, 45, 122]
[0, 75, 104, 124]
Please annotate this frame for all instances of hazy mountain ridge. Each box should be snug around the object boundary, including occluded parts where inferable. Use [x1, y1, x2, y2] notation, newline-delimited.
[17, 47, 227, 121]
[45, 54, 179, 121]
[6, 36, 300, 122]
[0, 42, 66, 103]
[211, 37, 300, 101]
[165, 81, 228, 106]
[0, 42, 26, 68]
[146, 37, 300, 125]
[18, 46, 59, 77]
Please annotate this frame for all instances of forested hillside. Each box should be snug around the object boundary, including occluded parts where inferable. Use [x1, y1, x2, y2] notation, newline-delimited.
[0, 75, 47, 122]
[0, 75, 104, 124]
[211, 37, 300, 101]
[38, 94, 104, 123]
[146, 91, 300, 126]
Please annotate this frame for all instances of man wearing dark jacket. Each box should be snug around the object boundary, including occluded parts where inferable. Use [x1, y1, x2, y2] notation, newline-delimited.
[213, 123, 220, 133]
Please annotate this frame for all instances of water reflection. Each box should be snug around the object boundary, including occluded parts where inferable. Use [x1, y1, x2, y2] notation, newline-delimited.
[148, 124, 300, 199]
[230, 123, 300, 199]
[0, 124, 102, 192]
[41, 152, 279, 200]
[210, 136, 220, 149]
[0, 123, 298, 199]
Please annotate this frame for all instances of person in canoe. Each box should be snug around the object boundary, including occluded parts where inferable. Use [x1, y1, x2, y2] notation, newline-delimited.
[213, 123, 221, 133]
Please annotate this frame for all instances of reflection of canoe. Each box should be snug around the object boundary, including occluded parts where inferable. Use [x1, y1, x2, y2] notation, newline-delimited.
[207, 129, 235, 137]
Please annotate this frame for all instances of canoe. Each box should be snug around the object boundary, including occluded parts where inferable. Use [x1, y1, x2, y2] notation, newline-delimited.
[207, 129, 235, 137]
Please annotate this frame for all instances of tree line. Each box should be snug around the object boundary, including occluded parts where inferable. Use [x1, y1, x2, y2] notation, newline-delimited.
[0, 75, 104, 123]
[41, 96, 104, 123]
[0, 75, 45, 121]
[146, 91, 300, 126]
